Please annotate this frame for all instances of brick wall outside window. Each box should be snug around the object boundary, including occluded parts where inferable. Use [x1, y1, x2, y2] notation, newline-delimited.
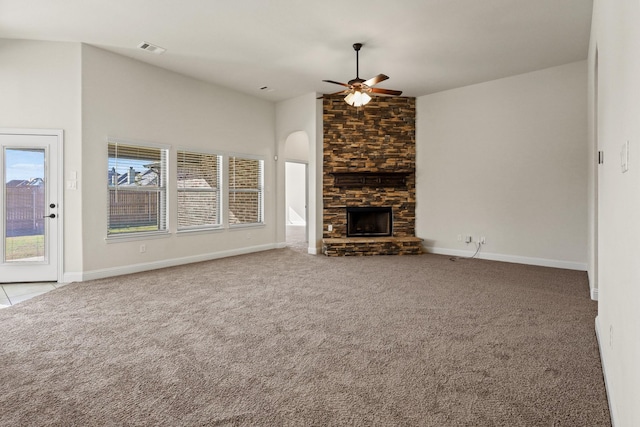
[177, 151, 221, 230]
[229, 157, 263, 225]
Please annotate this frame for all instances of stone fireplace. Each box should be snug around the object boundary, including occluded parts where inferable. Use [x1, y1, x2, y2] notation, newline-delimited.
[322, 96, 422, 256]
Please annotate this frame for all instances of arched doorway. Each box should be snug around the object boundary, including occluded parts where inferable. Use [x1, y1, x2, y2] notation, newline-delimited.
[284, 131, 309, 251]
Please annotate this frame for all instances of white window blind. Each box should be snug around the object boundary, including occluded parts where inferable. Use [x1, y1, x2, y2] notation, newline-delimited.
[177, 150, 222, 230]
[228, 156, 264, 226]
[107, 140, 168, 236]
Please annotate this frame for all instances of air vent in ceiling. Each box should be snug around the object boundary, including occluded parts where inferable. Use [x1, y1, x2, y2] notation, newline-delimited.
[137, 41, 166, 55]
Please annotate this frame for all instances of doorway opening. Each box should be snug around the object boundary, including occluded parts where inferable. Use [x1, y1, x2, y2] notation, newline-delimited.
[285, 161, 307, 251]
[591, 46, 600, 300]
[284, 130, 310, 252]
[0, 129, 63, 284]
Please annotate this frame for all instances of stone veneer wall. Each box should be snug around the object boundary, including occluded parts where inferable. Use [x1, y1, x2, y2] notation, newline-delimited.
[323, 96, 416, 243]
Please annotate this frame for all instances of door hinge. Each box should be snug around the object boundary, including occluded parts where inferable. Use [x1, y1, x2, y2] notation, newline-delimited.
[598, 151, 604, 164]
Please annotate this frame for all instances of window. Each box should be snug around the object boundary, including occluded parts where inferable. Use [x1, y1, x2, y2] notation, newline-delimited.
[177, 150, 222, 230]
[228, 156, 264, 226]
[107, 140, 168, 236]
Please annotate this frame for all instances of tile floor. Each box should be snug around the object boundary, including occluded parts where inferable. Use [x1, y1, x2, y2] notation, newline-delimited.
[0, 282, 68, 309]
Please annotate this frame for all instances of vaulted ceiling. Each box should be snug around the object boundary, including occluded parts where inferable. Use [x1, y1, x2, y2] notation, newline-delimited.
[0, 0, 593, 102]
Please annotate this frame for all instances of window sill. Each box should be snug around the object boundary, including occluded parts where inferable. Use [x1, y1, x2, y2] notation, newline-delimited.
[105, 230, 170, 243]
[177, 227, 224, 236]
[228, 223, 265, 231]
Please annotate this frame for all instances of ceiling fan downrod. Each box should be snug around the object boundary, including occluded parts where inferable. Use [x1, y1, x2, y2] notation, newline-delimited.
[353, 43, 362, 80]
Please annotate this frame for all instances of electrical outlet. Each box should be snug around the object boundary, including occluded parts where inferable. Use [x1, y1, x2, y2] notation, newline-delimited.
[328, 224, 333, 232]
[464, 235, 472, 244]
[479, 236, 486, 244]
[139, 244, 146, 253]
[457, 234, 462, 242]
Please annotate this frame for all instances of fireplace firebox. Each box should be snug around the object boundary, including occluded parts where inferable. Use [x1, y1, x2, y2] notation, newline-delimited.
[346, 207, 392, 237]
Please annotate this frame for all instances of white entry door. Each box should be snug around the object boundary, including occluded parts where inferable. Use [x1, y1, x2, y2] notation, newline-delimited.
[0, 131, 60, 283]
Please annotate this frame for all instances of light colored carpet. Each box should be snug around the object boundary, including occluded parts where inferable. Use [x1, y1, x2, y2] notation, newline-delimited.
[0, 249, 610, 426]
[286, 224, 307, 253]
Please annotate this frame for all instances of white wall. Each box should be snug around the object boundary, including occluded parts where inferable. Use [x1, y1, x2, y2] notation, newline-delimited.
[284, 131, 310, 163]
[0, 39, 83, 275]
[416, 61, 588, 270]
[81, 45, 277, 277]
[285, 162, 306, 224]
[589, 0, 640, 425]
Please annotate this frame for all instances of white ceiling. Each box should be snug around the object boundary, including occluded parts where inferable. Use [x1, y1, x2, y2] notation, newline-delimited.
[0, 0, 593, 103]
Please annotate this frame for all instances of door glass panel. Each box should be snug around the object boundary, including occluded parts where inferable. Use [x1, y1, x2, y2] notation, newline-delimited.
[4, 148, 46, 263]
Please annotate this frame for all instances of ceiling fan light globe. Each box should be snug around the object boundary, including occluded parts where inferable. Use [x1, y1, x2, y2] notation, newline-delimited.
[354, 91, 364, 105]
[360, 92, 372, 106]
[344, 92, 355, 106]
[344, 90, 371, 107]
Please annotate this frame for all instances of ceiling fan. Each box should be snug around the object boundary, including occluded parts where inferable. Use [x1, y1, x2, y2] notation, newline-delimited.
[322, 43, 402, 107]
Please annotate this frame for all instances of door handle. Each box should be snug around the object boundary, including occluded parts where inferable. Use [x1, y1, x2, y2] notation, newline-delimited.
[43, 214, 56, 219]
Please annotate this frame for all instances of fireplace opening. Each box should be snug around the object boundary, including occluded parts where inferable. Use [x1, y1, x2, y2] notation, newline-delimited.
[346, 207, 392, 237]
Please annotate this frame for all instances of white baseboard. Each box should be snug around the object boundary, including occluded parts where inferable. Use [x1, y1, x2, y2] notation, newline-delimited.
[62, 272, 83, 283]
[424, 246, 587, 271]
[77, 243, 281, 282]
[595, 316, 618, 427]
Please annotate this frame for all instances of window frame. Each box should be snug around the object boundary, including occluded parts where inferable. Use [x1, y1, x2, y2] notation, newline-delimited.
[227, 154, 265, 228]
[106, 137, 170, 239]
[176, 148, 223, 233]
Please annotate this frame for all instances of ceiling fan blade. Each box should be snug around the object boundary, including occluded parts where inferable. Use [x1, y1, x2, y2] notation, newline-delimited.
[370, 87, 403, 96]
[322, 79, 351, 88]
[363, 74, 389, 87]
[318, 89, 350, 99]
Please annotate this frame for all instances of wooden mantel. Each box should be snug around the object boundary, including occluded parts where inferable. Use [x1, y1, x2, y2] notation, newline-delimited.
[330, 172, 411, 188]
